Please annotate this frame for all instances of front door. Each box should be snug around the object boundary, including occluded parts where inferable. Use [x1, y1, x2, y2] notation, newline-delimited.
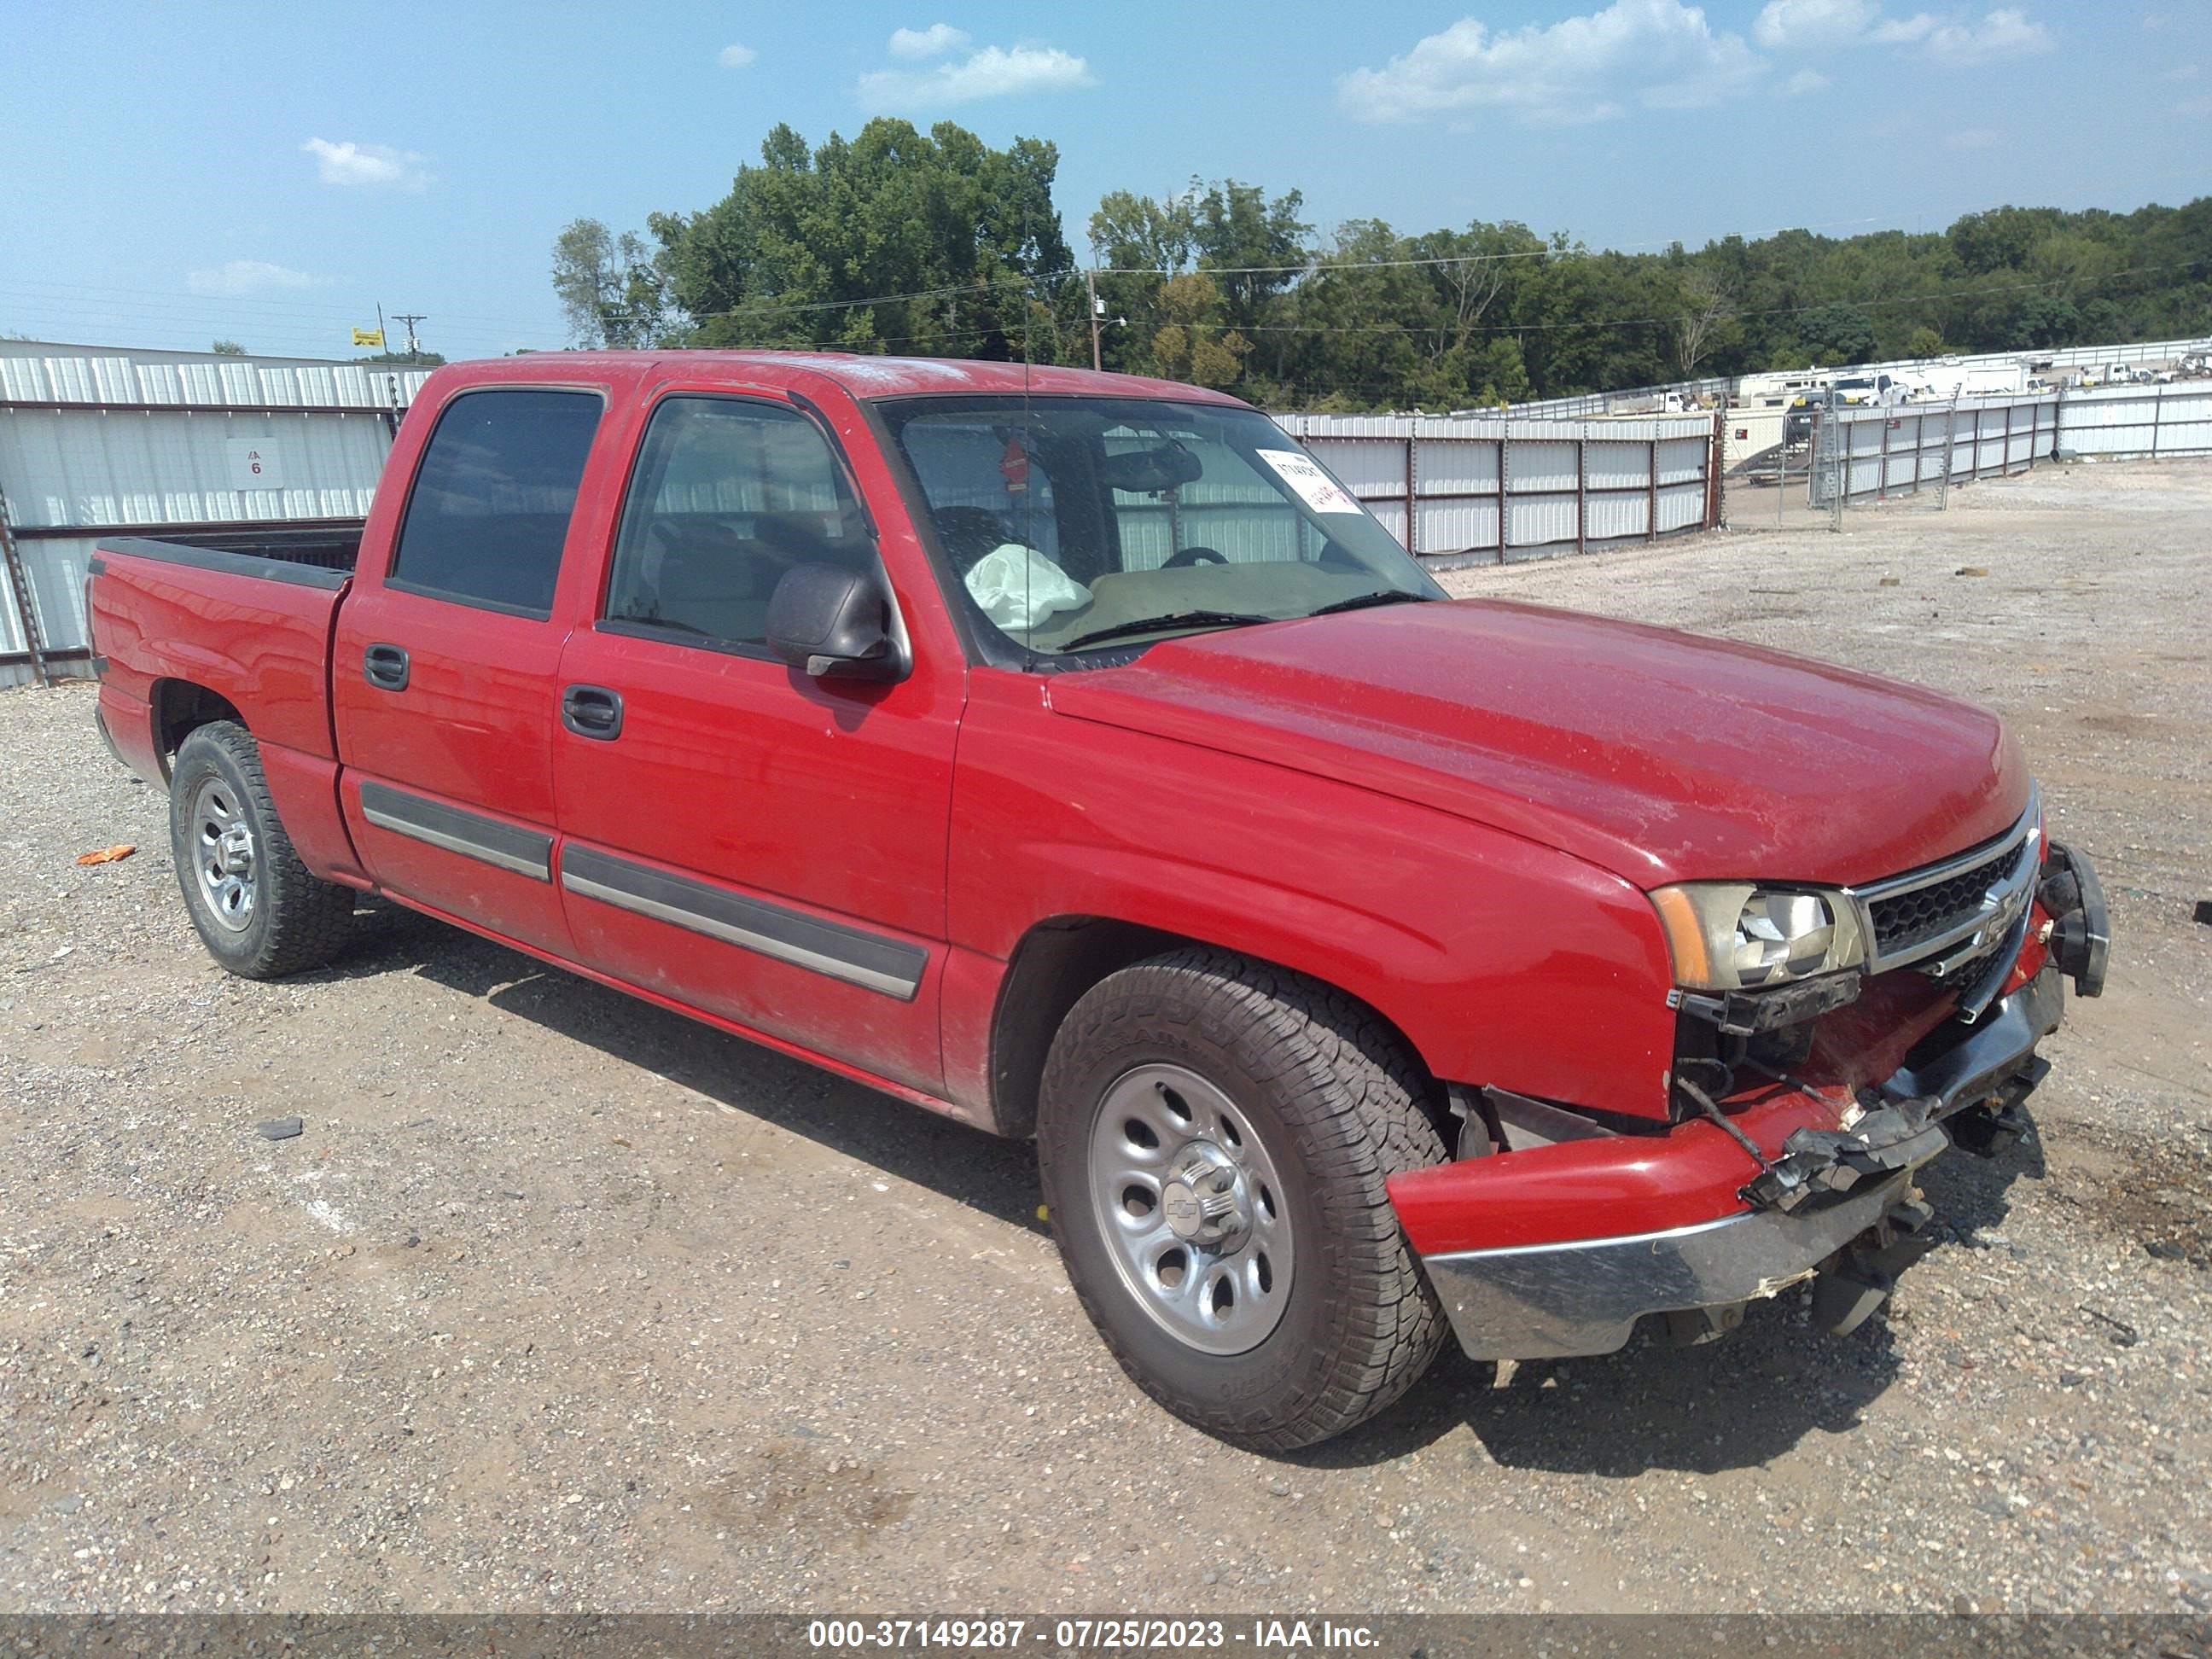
[332, 385, 606, 956]
[551, 390, 961, 1094]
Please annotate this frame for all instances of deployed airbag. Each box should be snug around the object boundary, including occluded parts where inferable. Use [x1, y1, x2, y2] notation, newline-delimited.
[963, 543, 1091, 632]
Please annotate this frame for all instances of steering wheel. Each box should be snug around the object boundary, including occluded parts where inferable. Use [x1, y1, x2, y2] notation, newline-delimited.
[1160, 545, 1228, 570]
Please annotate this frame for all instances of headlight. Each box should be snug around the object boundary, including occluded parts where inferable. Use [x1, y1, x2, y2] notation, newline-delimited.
[1649, 883, 1866, 992]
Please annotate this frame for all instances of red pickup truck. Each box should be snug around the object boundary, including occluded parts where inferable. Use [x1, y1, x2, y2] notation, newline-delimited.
[86, 352, 2108, 1450]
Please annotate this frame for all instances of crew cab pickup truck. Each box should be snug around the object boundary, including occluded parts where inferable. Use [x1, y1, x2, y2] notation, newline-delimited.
[87, 352, 2109, 1450]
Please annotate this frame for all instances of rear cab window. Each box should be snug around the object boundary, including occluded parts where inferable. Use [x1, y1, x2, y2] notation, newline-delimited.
[388, 388, 605, 617]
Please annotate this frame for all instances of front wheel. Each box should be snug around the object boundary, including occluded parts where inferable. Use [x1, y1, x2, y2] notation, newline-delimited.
[1037, 948, 1449, 1451]
[168, 721, 354, 979]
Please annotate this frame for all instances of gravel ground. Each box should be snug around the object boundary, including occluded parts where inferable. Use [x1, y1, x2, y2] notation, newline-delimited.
[2, 460, 2207, 1617]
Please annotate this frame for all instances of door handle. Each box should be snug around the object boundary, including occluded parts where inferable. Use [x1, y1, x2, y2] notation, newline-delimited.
[561, 684, 624, 741]
[364, 643, 410, 691]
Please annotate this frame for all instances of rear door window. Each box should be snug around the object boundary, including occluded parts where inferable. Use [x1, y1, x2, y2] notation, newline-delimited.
[389, 388, 604, 616]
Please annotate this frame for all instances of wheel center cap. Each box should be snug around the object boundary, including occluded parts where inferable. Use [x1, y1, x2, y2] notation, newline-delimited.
[1161, 1143, 1247, 1245]
[217, 824, 254, 875]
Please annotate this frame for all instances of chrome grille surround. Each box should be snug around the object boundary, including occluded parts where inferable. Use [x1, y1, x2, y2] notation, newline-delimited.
[1845, 785, 2041, 976]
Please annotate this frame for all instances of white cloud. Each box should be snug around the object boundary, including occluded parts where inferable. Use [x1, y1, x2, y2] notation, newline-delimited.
[1755, 3, 2052, 62]
[187, 260, 323, 298]
[1870, 13, 1937, 43]
[717, 42, 757, 68]
[888, 23, 969, 60]
[1784, 67, 1831, 93]
[857, 43, 1093, 110]
[2163, 62, 2200, 80]
[1921, 9, 2052, 61]
[1945, 125, 2002, 147]
[301, 137, 428, 190]
[1339, 0, 1762, 127]
[1755, 0, 1880, 50]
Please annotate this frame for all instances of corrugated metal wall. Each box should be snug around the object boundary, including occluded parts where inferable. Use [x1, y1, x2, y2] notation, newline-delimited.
[1274, 410, 1720, 568]
[2056, 383, 2212, 459]
[0, 343, 430, 686]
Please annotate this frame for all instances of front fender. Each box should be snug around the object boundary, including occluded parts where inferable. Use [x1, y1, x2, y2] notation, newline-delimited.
[946, 670, 1679, 1121]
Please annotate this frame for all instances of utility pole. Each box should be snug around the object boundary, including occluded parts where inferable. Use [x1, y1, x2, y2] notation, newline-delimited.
[1085, 269, 1103, 373]
[393, 313, 428, 362]
[376, 304, 388, 352]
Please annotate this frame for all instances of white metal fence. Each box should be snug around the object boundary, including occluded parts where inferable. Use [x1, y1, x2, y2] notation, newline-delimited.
[2056, 382, 2212, 460]
[1272, 410, 1720, 568]
[1810, 393, 2060, 506]
[4, 335, 2207, 686]
[0, 343, 430, 685]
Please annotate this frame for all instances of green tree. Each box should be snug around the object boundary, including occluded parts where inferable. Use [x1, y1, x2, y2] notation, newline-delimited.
[562, 135, 2211, 408]
[550, 218, 678, 347]
[651, 119, 1070, 358]
[1191, 179, 1310, 330]
[1149, 273, 1250, 387]
[211, 339, 245, 355]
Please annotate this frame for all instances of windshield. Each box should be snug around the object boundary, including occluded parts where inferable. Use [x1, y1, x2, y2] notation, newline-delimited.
[877, 396, 1442, 657]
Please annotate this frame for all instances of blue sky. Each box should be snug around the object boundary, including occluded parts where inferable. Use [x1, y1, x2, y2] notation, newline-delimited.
[3, 1, 2207, 362]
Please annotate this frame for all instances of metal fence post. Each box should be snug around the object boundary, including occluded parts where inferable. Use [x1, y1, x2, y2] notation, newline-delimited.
[2152, 386, 2163, 462]
[1646, 437, 1658, 543]
[0, 489, 50, 688]
[1877, 409, 1890, 501]
[1708, 400, 1726, 530]
[1829, 421, 1845, 533]
[1498, 432, 1511, 565]
[1936, 403, 1954, 510]
[1404, 435, 1417, 557]
[1575, 436, 1586, 554]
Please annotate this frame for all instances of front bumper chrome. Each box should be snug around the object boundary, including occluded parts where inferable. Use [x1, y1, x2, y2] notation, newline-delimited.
[1424, 1167, 1918, 1359]
[1421, 967, 2065, 1361]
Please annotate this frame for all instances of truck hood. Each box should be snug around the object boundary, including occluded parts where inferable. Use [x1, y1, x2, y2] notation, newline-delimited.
[1045, 599, 2028, 887]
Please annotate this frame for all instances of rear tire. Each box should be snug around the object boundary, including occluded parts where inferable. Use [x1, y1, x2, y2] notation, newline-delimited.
[168, 721, 353, 979]
[1037, 947, 1448, 1451]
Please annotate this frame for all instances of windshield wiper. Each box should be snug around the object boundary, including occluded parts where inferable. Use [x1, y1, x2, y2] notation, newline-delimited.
[1306, 589, 1430, 617]
[1058, 609, 1276, 652]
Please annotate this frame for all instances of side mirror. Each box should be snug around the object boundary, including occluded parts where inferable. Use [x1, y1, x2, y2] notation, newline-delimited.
[765, 562, 907, 683]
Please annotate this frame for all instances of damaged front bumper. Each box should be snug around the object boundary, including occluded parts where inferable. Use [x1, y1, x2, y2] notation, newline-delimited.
[1393, 963, 2071, 1361]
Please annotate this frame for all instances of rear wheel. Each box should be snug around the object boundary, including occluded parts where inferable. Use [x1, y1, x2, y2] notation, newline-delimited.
[1036, 947, 1448, 1451]
[168, 722, 353, 979]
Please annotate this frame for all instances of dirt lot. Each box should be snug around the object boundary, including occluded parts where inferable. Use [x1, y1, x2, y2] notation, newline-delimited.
[2, 460, 2207, 1616]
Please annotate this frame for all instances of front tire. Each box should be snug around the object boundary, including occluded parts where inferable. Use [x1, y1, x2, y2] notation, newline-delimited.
[168, 721, 353, 979]
[1037, 948, 1448, 1451]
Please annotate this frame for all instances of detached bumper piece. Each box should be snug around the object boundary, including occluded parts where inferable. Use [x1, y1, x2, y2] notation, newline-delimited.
[2040, 840, 2109, 998]
[1397, 966, 2070, 1362]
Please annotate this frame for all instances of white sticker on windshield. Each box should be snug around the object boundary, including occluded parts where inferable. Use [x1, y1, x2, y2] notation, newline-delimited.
[1257, 448, 1365, 514]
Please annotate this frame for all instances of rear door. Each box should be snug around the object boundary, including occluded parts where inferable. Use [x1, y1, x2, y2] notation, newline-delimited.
[332, 384, 607, 955]
[550, 387, 962, 1094]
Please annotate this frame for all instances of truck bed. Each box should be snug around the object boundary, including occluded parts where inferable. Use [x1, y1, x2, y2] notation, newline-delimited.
[90, 529, 360, 771]
[96, 525, 364, 587]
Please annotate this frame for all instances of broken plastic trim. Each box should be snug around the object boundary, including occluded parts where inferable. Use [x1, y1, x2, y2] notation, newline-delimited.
[1740, 1098, 1951, 1214]
[1669, 969, 1862, 1037]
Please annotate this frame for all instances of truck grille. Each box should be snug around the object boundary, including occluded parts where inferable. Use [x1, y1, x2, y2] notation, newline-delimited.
[1869, 835, 2032, 959]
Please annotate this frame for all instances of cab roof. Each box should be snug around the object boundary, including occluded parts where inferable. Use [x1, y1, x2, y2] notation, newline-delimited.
[432, 349, 1249, 406]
